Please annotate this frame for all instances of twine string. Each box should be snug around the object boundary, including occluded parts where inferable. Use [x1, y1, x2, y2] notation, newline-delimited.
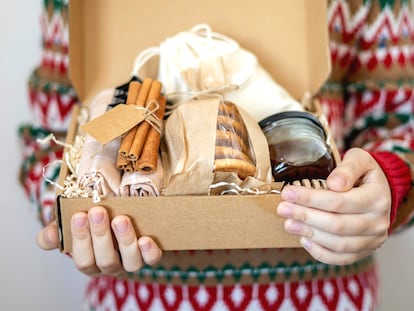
[165, 84, 239, 116]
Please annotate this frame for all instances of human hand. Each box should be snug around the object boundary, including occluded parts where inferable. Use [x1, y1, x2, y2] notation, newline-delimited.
[276, 148, 391, 265]
[37, 206, 162, 276]
[37, 220, 60, 250]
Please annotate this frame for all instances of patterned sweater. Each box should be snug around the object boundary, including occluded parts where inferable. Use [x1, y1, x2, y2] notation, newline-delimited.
[19, 0, 414, 310]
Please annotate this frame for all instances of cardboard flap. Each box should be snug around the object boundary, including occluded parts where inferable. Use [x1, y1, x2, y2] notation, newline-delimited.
[69, 0, 330, 105]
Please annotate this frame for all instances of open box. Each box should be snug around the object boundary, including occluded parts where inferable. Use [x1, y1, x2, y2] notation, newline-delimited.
[56, 0, 335, 252]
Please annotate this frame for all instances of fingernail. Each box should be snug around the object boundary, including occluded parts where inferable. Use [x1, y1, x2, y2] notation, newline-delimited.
[281, 188, 297, 201]
[139, 238, 152, 252]
[286, 219, 302, 233]
[300, 237, 313, 251]
[89, 210, 104, 225]
[113, 219, 129, 234]
[72, 214, 87, 228]
[277, 204, 293, 217]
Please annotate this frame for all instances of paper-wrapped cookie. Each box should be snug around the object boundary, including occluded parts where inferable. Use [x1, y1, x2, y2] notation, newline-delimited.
[214, 101, 256, 179]
[161, 97, 273, 195]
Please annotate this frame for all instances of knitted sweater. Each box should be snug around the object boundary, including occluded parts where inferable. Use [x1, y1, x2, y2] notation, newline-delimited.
[18, 0, 414, 310]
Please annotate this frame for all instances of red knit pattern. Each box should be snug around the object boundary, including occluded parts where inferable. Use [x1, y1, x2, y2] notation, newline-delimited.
[18, 1, 414, 311]
[369, 151, 412, 230]
[83, 267, 378, 310]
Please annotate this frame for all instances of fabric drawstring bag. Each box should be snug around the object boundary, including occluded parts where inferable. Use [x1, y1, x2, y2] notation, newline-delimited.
[131, 24, 303, 122]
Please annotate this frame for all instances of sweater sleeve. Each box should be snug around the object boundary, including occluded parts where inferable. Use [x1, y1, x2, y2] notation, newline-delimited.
[18, 1, 76, 227]
[322, 0, 414, 234]
[369, 151, 412, 232]
[18, 124, 66, 227]
[341, 0, 414, 234]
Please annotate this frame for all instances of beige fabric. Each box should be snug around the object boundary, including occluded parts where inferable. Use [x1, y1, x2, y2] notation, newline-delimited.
[77, 89, 122, 196]
[133, 24, 303, 122]
[119, 158, 164, 197]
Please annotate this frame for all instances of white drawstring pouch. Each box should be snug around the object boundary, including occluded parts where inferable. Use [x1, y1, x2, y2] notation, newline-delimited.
[132, 24, 303, 122]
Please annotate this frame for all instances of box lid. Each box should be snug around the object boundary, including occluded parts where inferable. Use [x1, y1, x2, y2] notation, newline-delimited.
[69, 0, 331, 105]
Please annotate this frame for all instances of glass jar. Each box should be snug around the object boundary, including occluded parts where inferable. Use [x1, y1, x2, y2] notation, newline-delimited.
[259, 111, 335, 182]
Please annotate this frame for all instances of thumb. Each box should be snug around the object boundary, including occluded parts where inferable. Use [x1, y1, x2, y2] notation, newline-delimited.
[327, 148, 374, 192]
[36, 221, 60, 250]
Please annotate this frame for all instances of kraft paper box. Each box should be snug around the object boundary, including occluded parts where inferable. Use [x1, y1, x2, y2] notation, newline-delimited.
[56, 0, 334, 252]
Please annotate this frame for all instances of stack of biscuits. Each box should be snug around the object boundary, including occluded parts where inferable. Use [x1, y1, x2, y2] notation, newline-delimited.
[214, 101, 256, 179]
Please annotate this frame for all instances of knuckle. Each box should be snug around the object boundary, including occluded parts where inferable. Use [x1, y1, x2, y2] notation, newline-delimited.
[298, 211, 308, 223]
[337, 257, 351, 266]
[300, 191, 311, 206]
[145, 254, 161, 266]
[314, 251, 326, 264]
[124, 261, 143, 273]
[75, 258, 96, 272]
[380, 198, 392, 213]
[304, 227, 314, 239]
[334, 240, 349, 253]
[144, 250, 163, 266]
[329, 218, 346, 235]
[72, 230, 91, 240]
[330, 197, 345, 212]
[374, 218, 390, 235]
[378, 232, 388, 245]
[96, 256, 119, 272]
[91, 226, 109, 237]
[118, 234, 137, 247]
[335, 253, 356, 266]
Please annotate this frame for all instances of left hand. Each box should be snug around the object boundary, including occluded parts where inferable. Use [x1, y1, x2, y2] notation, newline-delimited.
[276, 148, 391, 265]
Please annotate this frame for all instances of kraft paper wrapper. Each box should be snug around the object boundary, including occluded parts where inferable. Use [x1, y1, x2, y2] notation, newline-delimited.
[161, 97, 272, 195]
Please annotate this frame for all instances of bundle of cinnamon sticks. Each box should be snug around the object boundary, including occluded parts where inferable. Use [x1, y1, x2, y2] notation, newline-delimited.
[116, 78, 166, 174]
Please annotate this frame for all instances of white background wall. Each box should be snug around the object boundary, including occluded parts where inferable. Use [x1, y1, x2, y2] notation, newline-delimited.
[1, 1, 414, 310]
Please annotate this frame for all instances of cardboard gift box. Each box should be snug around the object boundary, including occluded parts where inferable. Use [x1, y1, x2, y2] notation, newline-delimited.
[56, 0, 336, 252]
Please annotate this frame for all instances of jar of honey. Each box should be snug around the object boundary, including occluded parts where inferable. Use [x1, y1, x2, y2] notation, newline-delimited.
[259, 111, 335, 182]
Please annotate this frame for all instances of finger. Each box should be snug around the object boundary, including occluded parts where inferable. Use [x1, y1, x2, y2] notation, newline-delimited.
[284, 218, 387, 253]
[280, 185, 374, 214]
[277, 201, 390, 236]
[327, 148, 375, 192]
[138, 237, 162, 266]
[111, 216, 143, 272]
[300, 237, 375, 266]
[88, 206, 122, 275]
[71, 212, 100, 275]
[36, 221, 60, 250]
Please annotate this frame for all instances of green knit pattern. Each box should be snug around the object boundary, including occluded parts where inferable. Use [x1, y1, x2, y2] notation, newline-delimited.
[43, 0, 67, 12]
[127, 256, 374, 284]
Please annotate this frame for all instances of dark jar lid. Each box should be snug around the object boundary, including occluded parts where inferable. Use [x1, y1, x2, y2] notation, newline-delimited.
[259, 110, 324, 130]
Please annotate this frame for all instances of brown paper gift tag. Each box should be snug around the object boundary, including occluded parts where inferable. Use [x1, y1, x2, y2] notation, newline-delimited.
[81, 104, 145, 145]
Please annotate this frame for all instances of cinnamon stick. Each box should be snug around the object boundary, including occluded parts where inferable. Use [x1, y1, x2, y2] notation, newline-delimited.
[135, 78, 154, 107]
[136, 95, 166, 174]
[118, 81, 142, 159]
[124, 162, 134, 172]
[119, 78, 153, 162]
[126, 81, 141, 105]
[118, 79, 152, 160]
[116, 152, 129, 170]
[128, 80, 162, 161]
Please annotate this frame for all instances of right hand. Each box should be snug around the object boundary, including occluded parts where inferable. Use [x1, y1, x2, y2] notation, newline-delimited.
[37, 206, 162, 276]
